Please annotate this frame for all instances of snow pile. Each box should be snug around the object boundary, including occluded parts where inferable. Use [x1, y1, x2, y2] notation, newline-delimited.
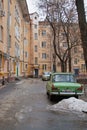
[48, 97, 87, 113]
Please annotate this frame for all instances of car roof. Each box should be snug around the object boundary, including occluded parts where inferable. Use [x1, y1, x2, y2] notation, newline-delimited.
[43, 71, 50, 73]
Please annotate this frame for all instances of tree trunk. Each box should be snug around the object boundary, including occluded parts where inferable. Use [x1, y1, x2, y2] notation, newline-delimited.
[61, 61, 66, 72]
[65, 62, 67, 72]
[68, 50, 72, 72]
[75, 0, 87, 71]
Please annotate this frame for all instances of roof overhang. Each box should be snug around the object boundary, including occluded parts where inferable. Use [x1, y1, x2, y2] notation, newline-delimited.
[18, 0, 30, 22]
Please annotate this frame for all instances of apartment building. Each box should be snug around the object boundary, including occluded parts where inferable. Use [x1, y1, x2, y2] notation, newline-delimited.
[0, 0, 30, 80]
[30, 13, 52, 77]
[30, 12, 86, 76]
[0, 0, 85, 80]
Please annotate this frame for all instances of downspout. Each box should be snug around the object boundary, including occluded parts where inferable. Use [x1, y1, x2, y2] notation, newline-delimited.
[7, 0, 10, 82]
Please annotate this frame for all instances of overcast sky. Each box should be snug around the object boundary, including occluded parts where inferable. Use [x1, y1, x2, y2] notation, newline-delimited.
[26, 0, 87, 14]
[84, 0, 87, 13]
[26, 0, 38, 14]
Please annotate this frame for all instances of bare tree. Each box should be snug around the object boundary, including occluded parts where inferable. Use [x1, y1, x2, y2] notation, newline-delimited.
[75, 0, 87, 71]
[38, 0, 81, 72]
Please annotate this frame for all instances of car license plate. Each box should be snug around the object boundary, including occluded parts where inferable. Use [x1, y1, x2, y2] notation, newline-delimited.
[62, 90, 73, 92]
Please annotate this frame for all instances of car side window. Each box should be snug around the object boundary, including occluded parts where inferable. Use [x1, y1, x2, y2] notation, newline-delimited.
[53, 75, 60, 82]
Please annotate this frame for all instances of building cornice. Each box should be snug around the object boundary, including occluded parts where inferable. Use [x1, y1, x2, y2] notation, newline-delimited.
[17, 0, 30, 22]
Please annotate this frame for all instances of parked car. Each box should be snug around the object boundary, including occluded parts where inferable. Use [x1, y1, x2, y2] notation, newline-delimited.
[42, 72, 51, 81]
[46, 72, 84, 100]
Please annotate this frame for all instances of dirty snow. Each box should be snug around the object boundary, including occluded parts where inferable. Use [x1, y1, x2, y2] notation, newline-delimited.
[47, 97, 87, 114]
[15, 106, 33, 122]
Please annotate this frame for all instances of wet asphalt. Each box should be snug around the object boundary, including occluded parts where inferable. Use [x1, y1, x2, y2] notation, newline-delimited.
[0, 78, 87, 130]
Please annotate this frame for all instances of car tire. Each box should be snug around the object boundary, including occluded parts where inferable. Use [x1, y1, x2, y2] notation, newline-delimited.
[75, 95, 78, 99]
[49, 94, 53, 101]
[46, 91, 49, 95]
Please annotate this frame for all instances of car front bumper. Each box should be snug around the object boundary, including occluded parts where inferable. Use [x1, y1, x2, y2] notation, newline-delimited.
[42, 77, 50, 80]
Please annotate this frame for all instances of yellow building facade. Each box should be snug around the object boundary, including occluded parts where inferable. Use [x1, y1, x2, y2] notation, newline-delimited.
[0, 0, 30, 80]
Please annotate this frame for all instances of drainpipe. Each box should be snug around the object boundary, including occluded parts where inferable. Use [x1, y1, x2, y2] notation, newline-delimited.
[22, 20, 25, 77]
[7, 0, 10, 82]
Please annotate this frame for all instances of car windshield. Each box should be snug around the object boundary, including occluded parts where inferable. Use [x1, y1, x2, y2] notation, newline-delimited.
[52, 74, 76, 82]
[43, 72, 50, 75]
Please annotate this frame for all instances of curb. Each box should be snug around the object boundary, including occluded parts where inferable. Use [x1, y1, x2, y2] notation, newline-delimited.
[16, 80, 25, 85]
[0, 84, 6, 89]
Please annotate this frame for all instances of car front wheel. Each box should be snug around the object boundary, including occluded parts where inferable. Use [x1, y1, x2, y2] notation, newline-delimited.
[48, 94, 54, 101]
[75, 95, 78, 99]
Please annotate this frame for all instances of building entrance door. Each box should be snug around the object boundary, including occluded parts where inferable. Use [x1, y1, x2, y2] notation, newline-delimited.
[35, 69, 38, 78]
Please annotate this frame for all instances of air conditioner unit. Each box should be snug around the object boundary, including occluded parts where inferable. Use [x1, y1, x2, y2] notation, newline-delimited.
[0, 10, 5, 17]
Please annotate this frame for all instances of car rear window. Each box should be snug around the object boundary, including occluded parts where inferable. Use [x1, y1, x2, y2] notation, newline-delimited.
[52, 74, 76, 82]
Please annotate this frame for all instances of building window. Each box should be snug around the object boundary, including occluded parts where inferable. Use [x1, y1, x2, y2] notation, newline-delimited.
[35, 45, 38, 52]
[10, 14, 11, 26]
[42, 41, 46, 48]
[34, 24, 37, 29]
[9, 35, 11, 47]
[15, 25, 20, 40]
[34, 33, 38, 40]
[35, 16, 37, 19]
[74, 47, 77, 53]
[35, 57, 38, 64]
[24, 27, 28, 33]
[61, 32, 66, 40]
[25, 64, 28, 69]
[15, 5, 20, 24]
[42, 64, 47, 70]
[25, 52, 28, 58]
[63, 42, 67, 48]
[42, 30, 46, 36]
[0, 25, 3, 42]
[42, 53, 46, 59]
[24, 39, 28, 45]
[81, 53, 84, 59]
[74, 58, 78, 64]
[81, 64, 86, 72]
[0, 0, 3, 10]
[15, 43, 20, 57]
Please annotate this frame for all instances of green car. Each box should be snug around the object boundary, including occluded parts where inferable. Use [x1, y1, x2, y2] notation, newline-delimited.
[46, 72, 84, 100]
